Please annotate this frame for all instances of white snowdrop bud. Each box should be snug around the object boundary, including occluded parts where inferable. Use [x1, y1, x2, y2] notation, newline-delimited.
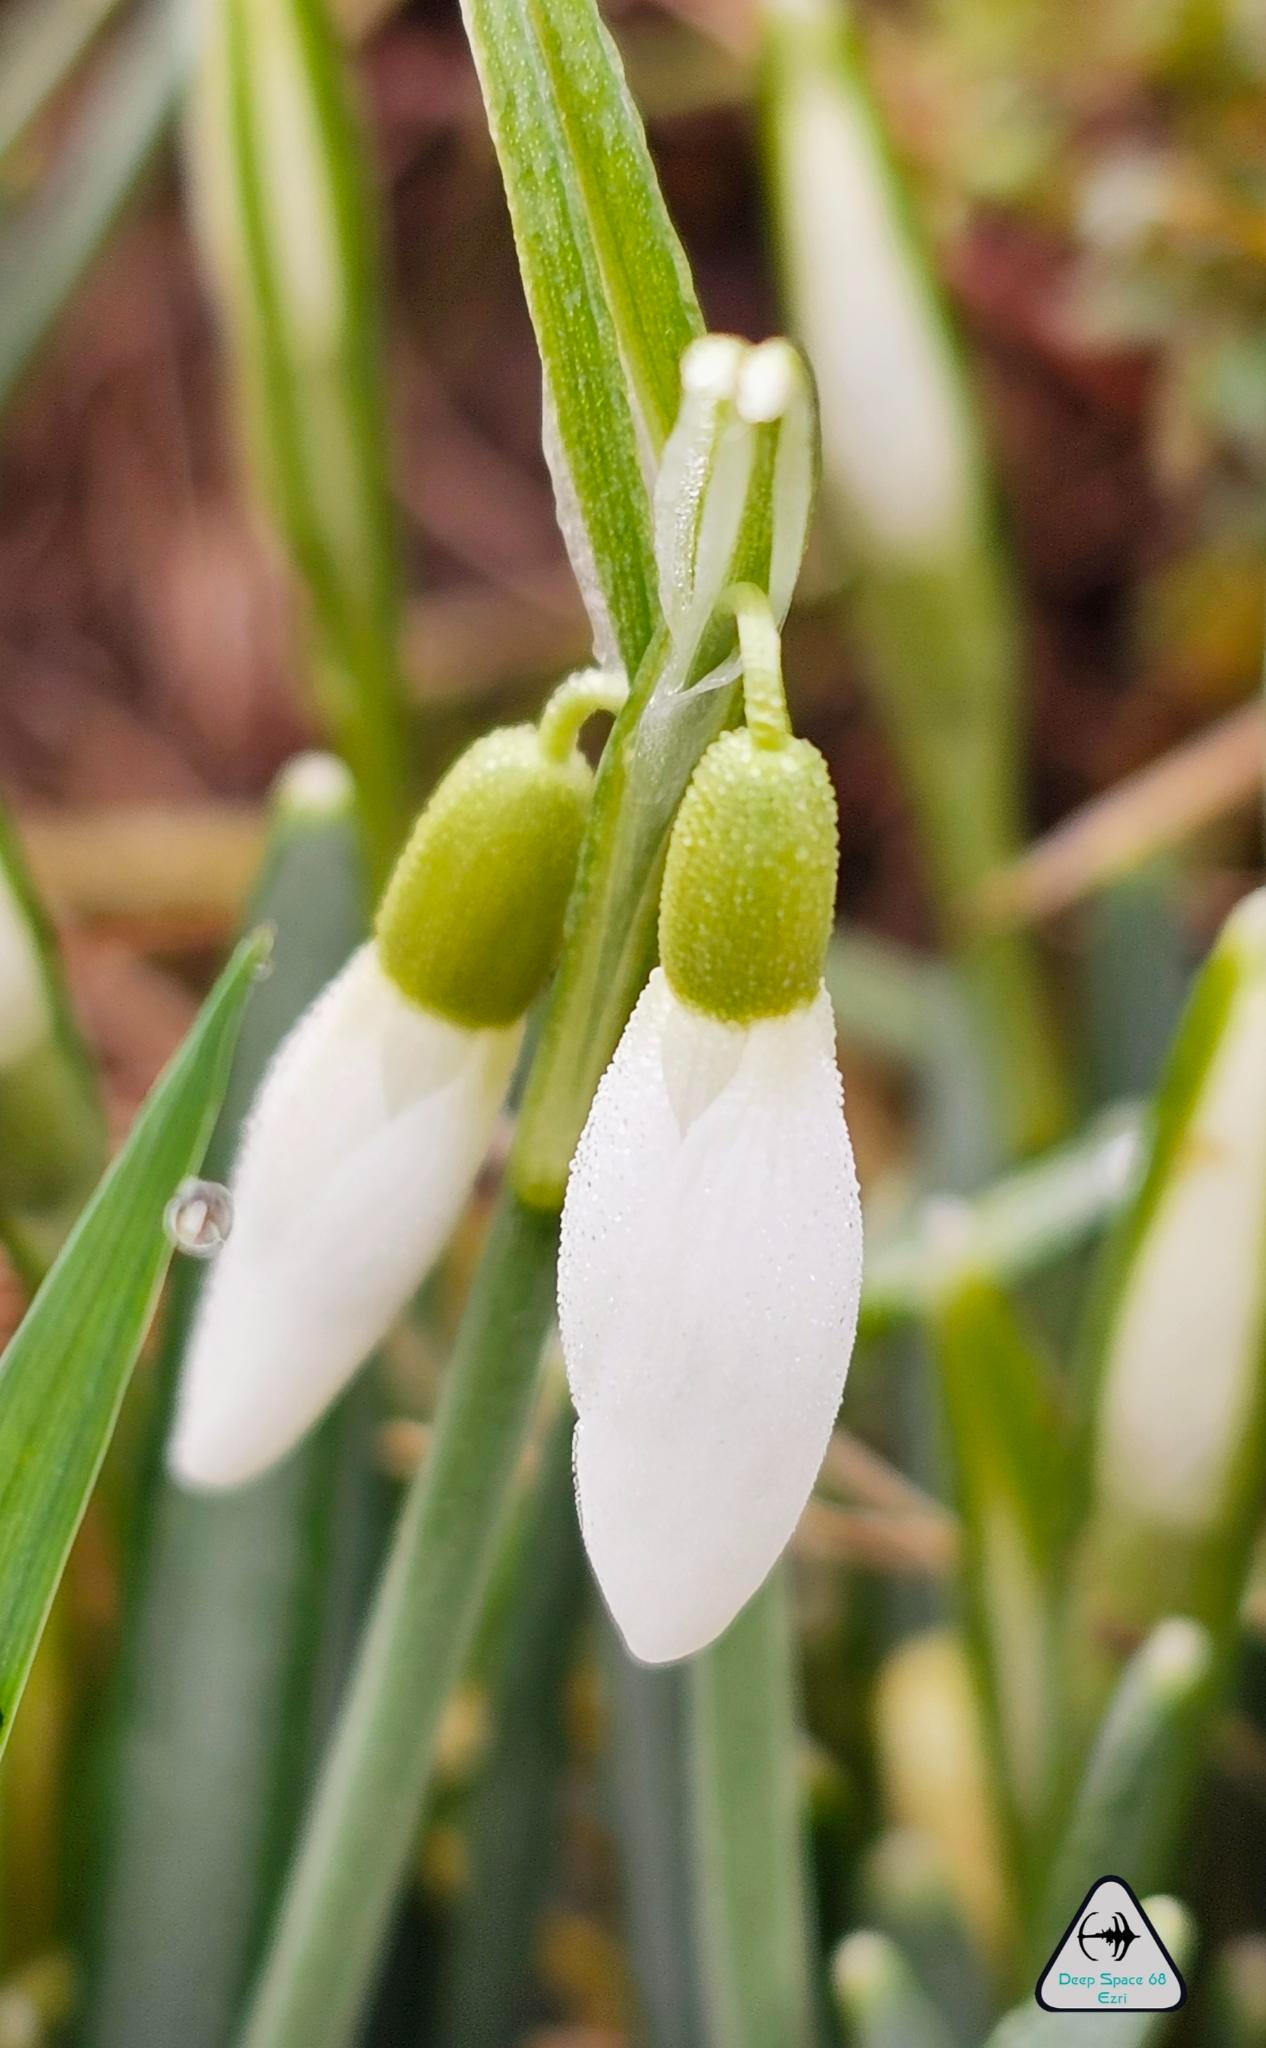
[559, 592, 862, 1662]
[169, 687, 604, 1491]
[1083, 888, 1266, 1626]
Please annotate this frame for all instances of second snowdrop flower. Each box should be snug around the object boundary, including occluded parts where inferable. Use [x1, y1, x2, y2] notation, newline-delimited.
[170, 676, 620, 1491]
[559, 590, 863, 1664]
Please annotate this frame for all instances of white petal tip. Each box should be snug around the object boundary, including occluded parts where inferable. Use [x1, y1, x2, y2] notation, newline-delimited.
[601, 1589, 755, 1667]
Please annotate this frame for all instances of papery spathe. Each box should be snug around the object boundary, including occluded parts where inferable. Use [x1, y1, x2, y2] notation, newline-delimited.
[559, 968, 862, 1663]
[169, 943, 519, 1490]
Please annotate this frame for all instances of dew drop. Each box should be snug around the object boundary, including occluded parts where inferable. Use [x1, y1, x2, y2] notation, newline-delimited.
[251, 923, 277, 980]
[165, 1177, 234, 1258]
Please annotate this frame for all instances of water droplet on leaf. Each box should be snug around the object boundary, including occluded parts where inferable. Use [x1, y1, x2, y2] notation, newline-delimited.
[251, 924, 277, 980]
[165, 1178, 234, 1258]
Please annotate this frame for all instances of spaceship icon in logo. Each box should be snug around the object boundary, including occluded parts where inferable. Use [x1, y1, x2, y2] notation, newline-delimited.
[1078, 1910, 1140, 1964]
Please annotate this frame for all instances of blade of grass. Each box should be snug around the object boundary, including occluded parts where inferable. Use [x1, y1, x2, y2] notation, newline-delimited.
[1084, 863, 1191, 1106]
[457, 0, 662, 673]
[79, 758, 385, 2048]
[238, 1188, 560, 2048]
[0, 0, 192, 419]
[929, 1274, 1063, 1901]
[688, 1572, 816, 2048]
[0, 928, 267, 1759]
[190, 0, 410, 883]
[1033, 1620, 1213, 1972]
[516, 0, 702, 449]
[599, 1640, 708, 2048]
[431, 1390, 587, 2045]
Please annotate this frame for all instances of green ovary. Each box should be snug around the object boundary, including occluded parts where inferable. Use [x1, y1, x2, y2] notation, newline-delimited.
[659, 727, 838, 1023]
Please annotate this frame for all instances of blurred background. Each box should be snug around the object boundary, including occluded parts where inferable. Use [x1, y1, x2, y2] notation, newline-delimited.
[2, 0, 1263, 1179]
[2, 0, 1266, 2039]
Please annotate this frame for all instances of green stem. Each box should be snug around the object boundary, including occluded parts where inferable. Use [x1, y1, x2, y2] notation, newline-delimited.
[688, 1573, 815, 2048]
[537, 668, 629, 764]
[432, 1395, 587, 2044]
[238, 1191, 559, 2048]
[726, 583, 789, 748]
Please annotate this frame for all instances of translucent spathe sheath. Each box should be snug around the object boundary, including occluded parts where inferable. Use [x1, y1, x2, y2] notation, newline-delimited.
[559, 969, 863, 1663]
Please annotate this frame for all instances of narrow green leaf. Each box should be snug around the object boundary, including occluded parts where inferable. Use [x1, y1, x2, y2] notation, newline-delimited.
[0, 0, 125, 169]
[930, 1274, 1063, 1880]
[191, 0, 410, 884]
[238, 1189, 559, 2048]
[1084, 863, 1190, 1106]
[517, 0, 702, 447]
[0, 0, 191, 419]
[432, 1392, 586, 2045]
[458, 0, 662, 675]
[599, 1641, 708, 2048]
[1035, 1620, 1213, 1970]
[80, 758, 383, 2048]
[689, 1572, 816, 2048]
[0, 929, 267, 1758]
[830, 1930, 957, 2048]
[988, 1898, 1194, 2048]
[0, 800, 105, 1285]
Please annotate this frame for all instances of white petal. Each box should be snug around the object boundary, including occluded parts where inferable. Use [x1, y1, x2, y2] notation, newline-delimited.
[559, 970, 862, 1663]
[169, 944, 520, 1490]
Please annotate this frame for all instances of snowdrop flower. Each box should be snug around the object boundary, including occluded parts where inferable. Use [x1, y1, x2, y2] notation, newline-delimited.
[1080, 886, 1266, 1635]
[170, 676, 620, 1491]
[559, 589, 863, 1663]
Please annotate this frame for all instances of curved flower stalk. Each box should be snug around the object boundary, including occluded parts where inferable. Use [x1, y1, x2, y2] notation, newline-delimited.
[169, 676, 620, 1491]
[559, 590, 862, 1663]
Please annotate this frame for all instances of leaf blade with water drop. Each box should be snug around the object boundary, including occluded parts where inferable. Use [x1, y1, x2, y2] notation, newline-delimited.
[0, 929, 267, 1756]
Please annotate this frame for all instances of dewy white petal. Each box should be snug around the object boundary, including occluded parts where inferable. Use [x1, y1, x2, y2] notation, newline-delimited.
[559, 969, 863, 1664]
[168, 944, 520, 1491]
[1095, 894, 1266, 1530]
[0, 871, 49, 1069]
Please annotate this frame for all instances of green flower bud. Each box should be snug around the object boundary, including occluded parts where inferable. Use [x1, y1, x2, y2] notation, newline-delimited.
[659, 725, 837, 1021]
[376, 725, 591, 1028]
